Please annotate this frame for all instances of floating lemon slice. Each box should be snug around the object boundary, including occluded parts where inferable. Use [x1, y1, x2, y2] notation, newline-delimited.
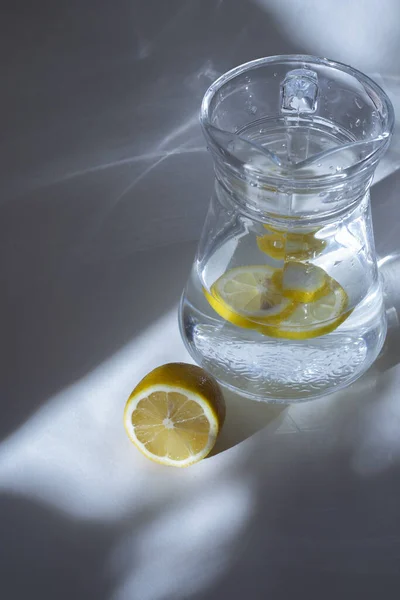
[260, 279, 350, 340]
[256, 232, 288, 261]
[273, 261, 331, 303]
[257, 225, 326, 261]
[124, 363, 225, 467]
[204, 265, 295, 329]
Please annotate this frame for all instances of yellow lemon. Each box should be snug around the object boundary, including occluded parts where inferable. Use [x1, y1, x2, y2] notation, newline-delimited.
[257, 225, 326, 261]
[260, 279, 351, 340]
[204, 265, 295, 329]
[124, 363, 225, 467]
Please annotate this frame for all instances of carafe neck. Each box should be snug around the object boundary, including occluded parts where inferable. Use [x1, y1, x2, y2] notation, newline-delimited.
[212, 153, 376, 225]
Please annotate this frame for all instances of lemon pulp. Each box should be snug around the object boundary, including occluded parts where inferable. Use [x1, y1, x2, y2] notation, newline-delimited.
[204, 265, 295, 329]
[258, 280, 351, 339]
[124, 363, 225, 467]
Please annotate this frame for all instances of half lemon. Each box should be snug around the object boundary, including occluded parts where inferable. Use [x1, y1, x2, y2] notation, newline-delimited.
[124, 363, 225, 467]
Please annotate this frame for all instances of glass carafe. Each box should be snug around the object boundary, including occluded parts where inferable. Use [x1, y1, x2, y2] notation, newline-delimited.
[179, 56, 394, 402]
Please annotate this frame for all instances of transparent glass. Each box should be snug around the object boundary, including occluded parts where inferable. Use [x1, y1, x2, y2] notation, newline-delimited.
[179, 55, 394, 402]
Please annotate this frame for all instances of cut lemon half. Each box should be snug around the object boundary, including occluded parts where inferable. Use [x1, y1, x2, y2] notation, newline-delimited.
[124, 363, 225, 467]
[260, 279, 351, 340]
[273, 261, 330, 303]
[257, 225, 326, 261]
[204, 265, 295, 329]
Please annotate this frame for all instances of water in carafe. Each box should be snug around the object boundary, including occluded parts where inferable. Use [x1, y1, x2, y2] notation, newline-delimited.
[179, 56, 394, 402]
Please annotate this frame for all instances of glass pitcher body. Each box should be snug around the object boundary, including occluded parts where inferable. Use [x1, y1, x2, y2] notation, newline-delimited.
[179, 56, 394, 402]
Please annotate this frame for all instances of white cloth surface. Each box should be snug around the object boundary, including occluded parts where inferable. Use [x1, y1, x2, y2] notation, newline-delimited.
[1, 1, 400, 599]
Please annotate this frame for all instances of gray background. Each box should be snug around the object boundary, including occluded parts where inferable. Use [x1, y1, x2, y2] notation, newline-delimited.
[1, 1, 400, 599]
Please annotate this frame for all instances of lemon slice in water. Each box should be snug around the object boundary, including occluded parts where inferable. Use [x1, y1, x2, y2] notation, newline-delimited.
[256, 232, 288, 261]
[204, 265, 295, 329]
[261, 279, 351, 340]
[257, 226, 326, 261]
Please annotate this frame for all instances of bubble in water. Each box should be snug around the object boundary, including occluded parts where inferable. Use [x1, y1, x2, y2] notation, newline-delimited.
[354, 97, 363, 109]
[273, 72, 278, 77]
